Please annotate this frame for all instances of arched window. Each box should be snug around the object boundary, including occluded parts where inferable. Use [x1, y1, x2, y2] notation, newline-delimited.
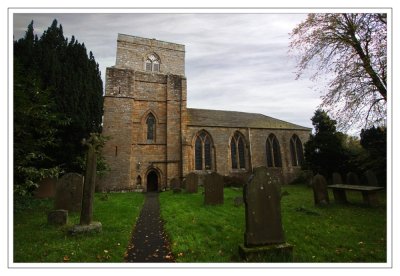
[194, 130, 213, 170]
[266, 134, 282, 167]
[145, 53, 160, 72]
[290, 134, 304, 166]
[230, 132, 246, 169]
[146, 113, 156, 142]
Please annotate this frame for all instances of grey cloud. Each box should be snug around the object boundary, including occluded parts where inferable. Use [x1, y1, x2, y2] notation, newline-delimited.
[13, 12, 316, 129]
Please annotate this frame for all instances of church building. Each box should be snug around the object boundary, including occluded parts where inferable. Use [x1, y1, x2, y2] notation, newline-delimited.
[98, 34, 311, 192]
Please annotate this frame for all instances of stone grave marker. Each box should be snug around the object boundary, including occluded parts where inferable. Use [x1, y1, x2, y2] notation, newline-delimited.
[346, 172, 360, 185]
[47, 209, 68, 226]
[54, 173, 84, 212]
[204, 172, 224, 205]
[70, 134, 103, 235]
[332, 172, 343, 184]
[239, 166, 293, 261]
[364, 170, 378, 186]
[312, 174, 329, 205]
[34, 177, 57, 199]
[185, 172, 198, 193]
[170, 177, 182, 193]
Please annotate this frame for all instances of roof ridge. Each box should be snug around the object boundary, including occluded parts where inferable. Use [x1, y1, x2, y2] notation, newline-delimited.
[187, 108, 310, 130]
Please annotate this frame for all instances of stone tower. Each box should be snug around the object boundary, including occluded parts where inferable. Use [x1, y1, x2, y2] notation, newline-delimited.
[98, 34, 187, 192]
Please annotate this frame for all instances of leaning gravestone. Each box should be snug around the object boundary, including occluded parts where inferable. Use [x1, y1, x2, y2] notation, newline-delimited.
[54, 173, 84, 212]
[170, 177, 182, 193]
[204, 172, 224, 205]
[312, 174, 329, 205]
[185, 172, 198, 193]
[364, 170, 378, 187]
[70, 134, 103, 235]
[332, 172, 343, 184]
[346, 172, 360, 185]
[239, 166, 293, 262]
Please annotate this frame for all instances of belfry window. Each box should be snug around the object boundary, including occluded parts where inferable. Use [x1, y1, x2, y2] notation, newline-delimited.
[145, 53, 160, 72]
[230, 132, 246, 169]
[194, 130, 214, 171]
[146, 113, 156, 142]
[290, 134, 304, 166]
[266, 134, 282, 167]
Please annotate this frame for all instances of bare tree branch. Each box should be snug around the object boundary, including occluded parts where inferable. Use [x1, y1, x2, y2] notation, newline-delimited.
[290, 13, 387, 132]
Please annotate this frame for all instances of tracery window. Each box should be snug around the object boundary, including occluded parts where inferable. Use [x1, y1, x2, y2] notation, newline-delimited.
[290, 134, 304, 166]
[266, 134, 282, 167]
[230, 132, 246, 169]
[145, 53, 160, 72]
[146, 113, 156, 142]
[194, 130, 213, 170]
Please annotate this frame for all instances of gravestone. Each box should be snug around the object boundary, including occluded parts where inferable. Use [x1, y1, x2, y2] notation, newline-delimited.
[239, 166, 293, 262]
[185, 172, 198, 193]
[312, 174, 329, 205]
[364, 170, 378, 186]
[34, 177, 57, 199]
[332, 172, 343, 184]
[54, 173, 84, 212]
[70, 134, 103, 235]
[47, 209, 68, 226]
[346, 172, 360, 185]
[170, 177, 182, 193]
[80, 136, 98, 225]
[204, 172, 224, 205]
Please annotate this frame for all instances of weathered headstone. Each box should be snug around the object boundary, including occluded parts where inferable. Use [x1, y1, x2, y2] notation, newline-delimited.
[239, 167, 293, 262]
[47, 209, 68, 226]
[332, 172, 343, 184]
[185, 172, 198, 193]
[312, 174, 329, 205]
[204, 172, 224, 205]
[170, 177, 182, 193]
[35, 177, 57, 199]
[70, 134, 103, 234]
[346, 172, 360, 185]
[54, 173, 84, 212]
[364, 170, 378, 186]
[80, 135, 98, 225]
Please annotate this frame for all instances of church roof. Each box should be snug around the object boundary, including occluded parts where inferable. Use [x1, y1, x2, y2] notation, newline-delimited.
[187, 108, 311, 131]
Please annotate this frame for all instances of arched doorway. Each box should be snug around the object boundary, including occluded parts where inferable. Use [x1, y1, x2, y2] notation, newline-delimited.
[147, 170, 159, 192]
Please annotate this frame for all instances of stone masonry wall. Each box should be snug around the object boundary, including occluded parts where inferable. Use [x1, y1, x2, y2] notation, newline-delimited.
[98, 67, 135, 191]
[183, 126, 310, 184]
[116, 34, 185, 76]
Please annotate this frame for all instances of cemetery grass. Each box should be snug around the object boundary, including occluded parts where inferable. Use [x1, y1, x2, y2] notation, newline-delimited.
[159, 185, 387, 263]
[13, 193, 145, 262]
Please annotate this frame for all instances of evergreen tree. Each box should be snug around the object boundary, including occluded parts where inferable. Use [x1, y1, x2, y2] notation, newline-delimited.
[14, 20, 104, 195]
[303, 110, 348, 178]
[359, 126, 387, 186]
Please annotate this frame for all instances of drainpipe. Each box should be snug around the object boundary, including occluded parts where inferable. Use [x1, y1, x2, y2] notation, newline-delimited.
[247, 128, 253, 173]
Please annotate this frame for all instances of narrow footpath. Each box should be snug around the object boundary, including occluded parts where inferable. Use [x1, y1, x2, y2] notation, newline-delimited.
[125, 192, 174, 262]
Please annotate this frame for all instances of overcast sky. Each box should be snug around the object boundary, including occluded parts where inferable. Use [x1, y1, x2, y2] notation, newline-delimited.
[13, 12, 323, 129]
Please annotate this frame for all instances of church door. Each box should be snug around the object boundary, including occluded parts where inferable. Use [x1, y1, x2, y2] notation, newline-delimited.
[147, 171, 158, 192]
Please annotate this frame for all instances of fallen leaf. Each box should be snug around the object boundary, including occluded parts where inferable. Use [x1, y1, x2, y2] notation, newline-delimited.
[63, 255, 70, 262]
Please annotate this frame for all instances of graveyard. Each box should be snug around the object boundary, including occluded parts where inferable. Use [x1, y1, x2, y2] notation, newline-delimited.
[14, 180, 386, 263]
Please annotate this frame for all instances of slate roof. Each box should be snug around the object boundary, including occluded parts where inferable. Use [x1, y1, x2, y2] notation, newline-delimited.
[187, 108, 310, 131]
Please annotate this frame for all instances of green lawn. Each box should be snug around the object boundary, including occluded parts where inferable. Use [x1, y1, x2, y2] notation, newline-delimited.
[13, 184, 386, 263]
[159, 185, 387, 263]
[13, 192, 144, 262]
